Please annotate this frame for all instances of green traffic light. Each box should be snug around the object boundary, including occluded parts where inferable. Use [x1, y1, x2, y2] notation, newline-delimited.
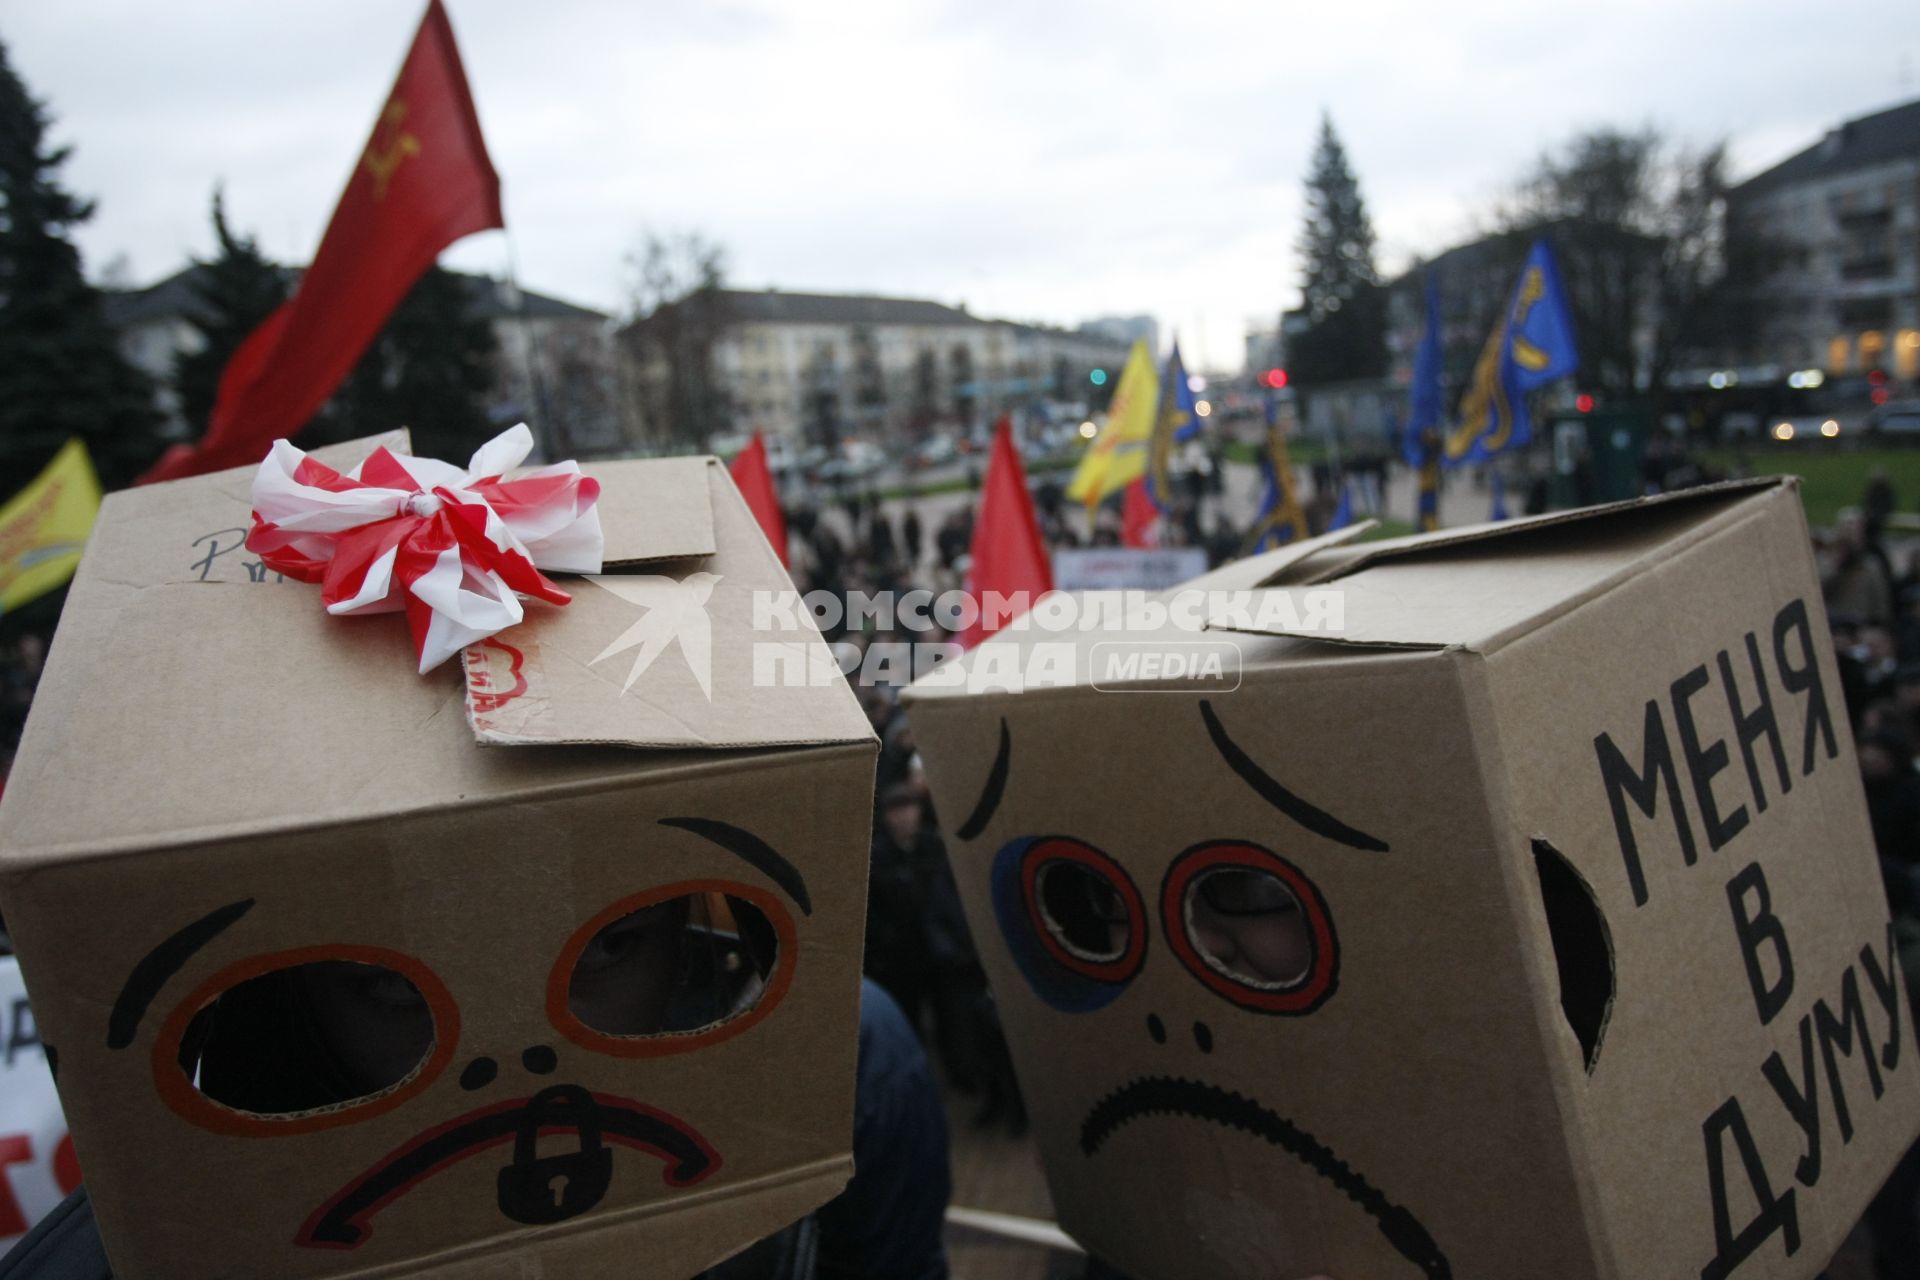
[1089, 369, 1108, 386]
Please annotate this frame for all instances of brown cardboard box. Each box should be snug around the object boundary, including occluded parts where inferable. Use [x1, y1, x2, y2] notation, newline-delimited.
[903, 479, 1920, 1280]
[0, 434, 875, 1279]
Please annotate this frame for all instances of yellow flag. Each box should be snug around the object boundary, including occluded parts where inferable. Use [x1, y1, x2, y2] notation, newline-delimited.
[1067, 340, 1160, 506]
[0, 439, 101, 615]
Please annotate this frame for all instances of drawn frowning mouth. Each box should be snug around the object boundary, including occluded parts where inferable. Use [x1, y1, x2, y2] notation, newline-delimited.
[297, 1084, 719, 1249]
[1080, 1075, 1451, 1280]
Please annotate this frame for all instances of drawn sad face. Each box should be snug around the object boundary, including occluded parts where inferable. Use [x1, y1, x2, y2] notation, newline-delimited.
[955, 699, 1452, 1280]
[98, 813, 816, 1257]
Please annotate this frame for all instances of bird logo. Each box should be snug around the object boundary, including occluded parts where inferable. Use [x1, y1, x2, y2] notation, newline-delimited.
[585, 572, 721, 700]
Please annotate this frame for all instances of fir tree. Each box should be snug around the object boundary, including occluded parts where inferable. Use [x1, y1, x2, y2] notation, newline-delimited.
[1290, 115, 1387, 386]
[173, 188, 290, 438]
[0, 36, 161, 489]
[319, 266, 500, 462]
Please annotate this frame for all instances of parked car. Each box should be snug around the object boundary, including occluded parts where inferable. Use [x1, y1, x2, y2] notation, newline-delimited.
[1861, 400, 1920, 436]
[911, 436, 959, 469]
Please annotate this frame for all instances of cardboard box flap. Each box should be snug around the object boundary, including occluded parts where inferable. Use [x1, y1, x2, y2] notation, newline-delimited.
[1209, 479, 1788, 652]
[584, 456, 717, 565]
[1286, 476, 1785, 585]
[1157, 521, 1374, 596]
[463, 458, 873, 750]
[0, 440, 868, 861]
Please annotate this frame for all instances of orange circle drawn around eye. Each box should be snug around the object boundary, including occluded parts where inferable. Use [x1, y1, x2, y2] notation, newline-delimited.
[546, 879, 798, 1059]
[1160, 841, 1338, 1015]
[151, 944, 461, 1138]
[1019, 838, 1147, 985]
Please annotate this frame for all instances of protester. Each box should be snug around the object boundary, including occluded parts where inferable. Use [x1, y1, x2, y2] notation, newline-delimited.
[1825, 509, 1896, 628]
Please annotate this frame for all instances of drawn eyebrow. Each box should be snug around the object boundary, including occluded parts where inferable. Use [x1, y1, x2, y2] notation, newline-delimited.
[953, 717, 1012, 841]
[1198, 700, 1389, 853]
[658, 817, 812, 916]
[107, 898, 255, 1050]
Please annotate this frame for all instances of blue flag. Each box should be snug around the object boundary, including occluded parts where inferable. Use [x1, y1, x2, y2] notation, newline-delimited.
[1145, 342, 1200, 513]
[1327, 478, 1354, 531]
[1404, 273, 1444, 468]
[1244, 424, 1307, 554]
[1445, 239, 1577, 465]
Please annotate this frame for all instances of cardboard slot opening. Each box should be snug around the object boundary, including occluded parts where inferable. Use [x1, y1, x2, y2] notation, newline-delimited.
[566, 891, 778, 1037]
[1181, 867, 1312, 990]
[1531, 838, 1615, 1073]
[182, 961, 437, 1115]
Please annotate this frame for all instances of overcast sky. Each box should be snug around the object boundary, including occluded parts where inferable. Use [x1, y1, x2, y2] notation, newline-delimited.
[8, 1, 1917, 372]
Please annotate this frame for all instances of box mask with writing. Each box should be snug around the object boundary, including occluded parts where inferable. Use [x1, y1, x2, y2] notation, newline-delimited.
[903, 484, 1920, 1280]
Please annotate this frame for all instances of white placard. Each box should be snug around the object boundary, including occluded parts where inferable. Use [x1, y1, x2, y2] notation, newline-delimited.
[0, 956, 76, 1248]
[1052, 547, 1209, 591]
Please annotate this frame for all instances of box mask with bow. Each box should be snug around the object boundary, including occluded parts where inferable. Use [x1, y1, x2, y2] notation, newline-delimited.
[0, 429, 875, 1279]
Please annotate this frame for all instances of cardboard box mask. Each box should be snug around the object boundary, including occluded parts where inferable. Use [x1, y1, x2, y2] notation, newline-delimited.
[902, 479, 1920, 1280]
[0, 434, 876, 1279]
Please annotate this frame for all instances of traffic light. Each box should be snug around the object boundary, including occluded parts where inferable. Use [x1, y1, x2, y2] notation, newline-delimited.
[1575, 393, 1595, 413]
[1262, 368, 1288, 389]
[1090, 368, 1109, 387]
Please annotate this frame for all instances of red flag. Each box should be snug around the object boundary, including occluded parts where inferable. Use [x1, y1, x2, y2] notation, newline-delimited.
[728, 432, 788, 566]
[960, 416, 1054, 649]
[141, 1, 502, 484]
[1121, 476, 1157, 548]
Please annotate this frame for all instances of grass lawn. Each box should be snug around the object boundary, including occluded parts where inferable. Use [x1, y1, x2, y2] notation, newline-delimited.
[1358, 518, 1416, 542]
[1700, 447, 1920, 530]
[1222, 437, 1331, 467]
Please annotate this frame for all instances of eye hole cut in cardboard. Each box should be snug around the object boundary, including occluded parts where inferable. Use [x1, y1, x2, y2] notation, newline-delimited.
[995, 837, 1148, 1013]
[551, 880, 797, 1058]
[161, 947, 454, 1130]
[1163, 842, 1335, 1011]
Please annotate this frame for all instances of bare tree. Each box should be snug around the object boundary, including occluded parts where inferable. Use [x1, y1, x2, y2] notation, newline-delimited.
[620, 231, 731, 448]
[1497, 128, 1742, 411]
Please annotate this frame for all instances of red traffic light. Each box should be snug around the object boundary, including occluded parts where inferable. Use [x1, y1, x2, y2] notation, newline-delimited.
[1869, 369, 1888, 387]
[1575, 393, 1595, 413]
[1263, 368, 1288, 389]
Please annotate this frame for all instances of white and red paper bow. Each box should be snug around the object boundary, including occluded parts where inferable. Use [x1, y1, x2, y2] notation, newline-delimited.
[245, 425, 604, 673]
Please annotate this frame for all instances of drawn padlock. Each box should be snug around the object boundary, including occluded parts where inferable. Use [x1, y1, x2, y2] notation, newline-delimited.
[496, 1083, 614, 1225]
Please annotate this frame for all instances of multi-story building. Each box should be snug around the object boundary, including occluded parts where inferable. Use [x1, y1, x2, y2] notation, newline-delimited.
[641, 288, 1134, 446]
[102, 267, 626, 457]
[1729, 97, 1920, 381]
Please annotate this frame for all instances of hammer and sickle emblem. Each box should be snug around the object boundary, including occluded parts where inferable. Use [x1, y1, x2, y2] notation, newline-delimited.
[362, 98, 421, 200]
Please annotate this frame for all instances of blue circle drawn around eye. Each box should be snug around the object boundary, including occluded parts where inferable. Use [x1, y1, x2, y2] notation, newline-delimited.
[990, 836, 1142, 1014]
